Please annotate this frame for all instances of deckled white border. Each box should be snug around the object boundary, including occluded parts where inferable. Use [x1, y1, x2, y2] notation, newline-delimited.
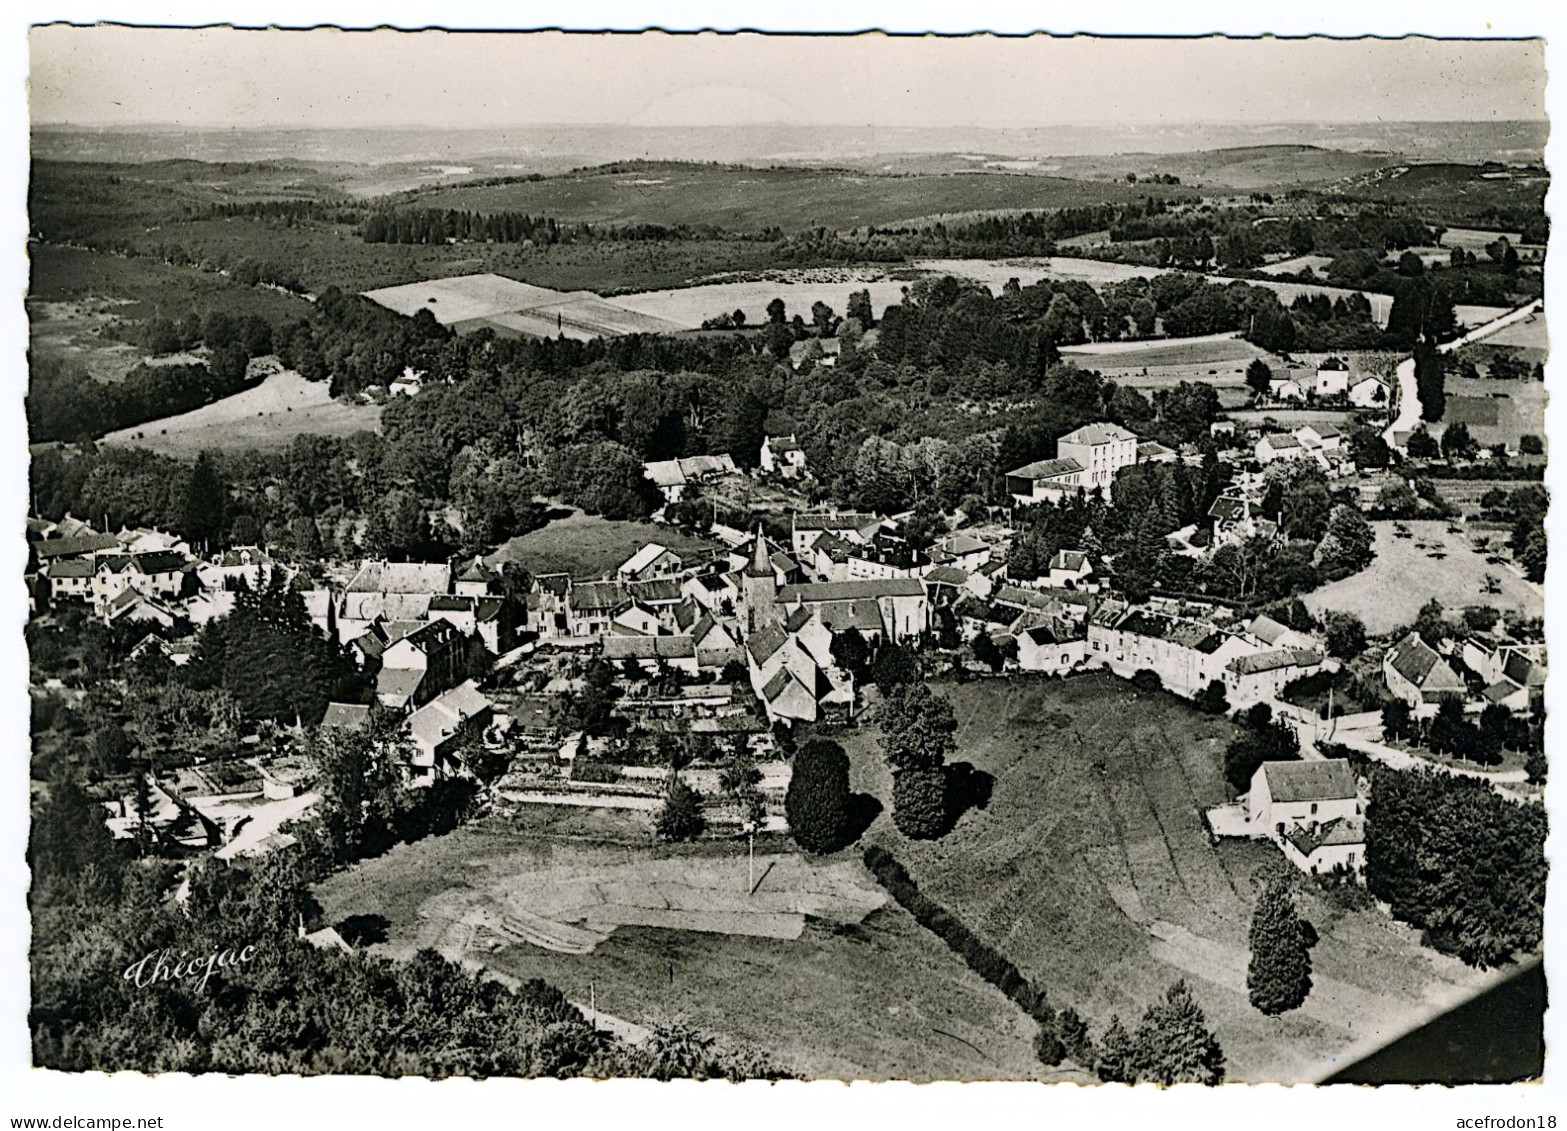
[1, 3, 1560, 1125]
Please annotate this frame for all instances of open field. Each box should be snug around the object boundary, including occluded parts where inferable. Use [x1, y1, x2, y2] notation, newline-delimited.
[361, 272, 688, 338]
[1258, 254, 1335, 277]
[1439, 374, 1546, 451]
[27, 298, 147, 382]
[838, 674, 1497, 1083]
[314, 818, 1052, 1081]
[99, 369, 382, 457]
[613, 274, 912, 329]
[401, 163, 1197, 231]
[1302, 520, 1542, 635]
[1473, 308, 1548, 353]
[486, 511, 724, 579]
[1060, 333, 1271, 405]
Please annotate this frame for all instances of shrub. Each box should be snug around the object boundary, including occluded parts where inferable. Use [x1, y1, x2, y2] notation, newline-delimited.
[891, 765, 948, 839]
[1130, 669, 1164, 693]
[654, 778, 706, 842]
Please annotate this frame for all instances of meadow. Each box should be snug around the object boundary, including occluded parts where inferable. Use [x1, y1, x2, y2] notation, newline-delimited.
[314, 815, 1054, 1081]
[839, 674, 1496, 1083]
[99, 369, 383, 457]
[486, 511, 724, 579]
[319, 673, 1502, 1082]
[1302, 520, 1542, 635]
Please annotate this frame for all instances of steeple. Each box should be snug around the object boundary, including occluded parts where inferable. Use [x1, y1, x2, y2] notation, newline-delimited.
[744, 523, 773, 577]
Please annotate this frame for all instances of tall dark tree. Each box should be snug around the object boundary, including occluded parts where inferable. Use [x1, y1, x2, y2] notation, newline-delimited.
[1247, 878, 1314, 1014]
[182, 451, 228, 550]
[784, 739, 853, 853]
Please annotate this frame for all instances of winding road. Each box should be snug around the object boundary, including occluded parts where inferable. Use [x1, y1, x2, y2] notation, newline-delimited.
[1382, 300, 1545, 448]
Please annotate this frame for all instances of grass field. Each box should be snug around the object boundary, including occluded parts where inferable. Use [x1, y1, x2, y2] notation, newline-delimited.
[99, 369, 383, 457]
[27, 298, 147, 382]
[314, 816, 1052, 1081]
[1060, 333, 1270, 393]
[1439, 375, 1546, 451]
[1258, 254, 1335, 277]
[486, 511, 724, 579]
[401, 163, 1195, 232]
[838, 674, 1495, 1083]
[1302, 520, 1542, 635]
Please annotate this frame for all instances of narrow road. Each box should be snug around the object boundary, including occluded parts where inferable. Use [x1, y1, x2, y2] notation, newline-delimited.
[1382, 300, 1544, 447]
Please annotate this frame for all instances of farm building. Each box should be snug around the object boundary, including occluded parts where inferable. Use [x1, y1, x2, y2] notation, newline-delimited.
[1016, 624, 1087, 675]
[1382, 631, 1466, 708]
[616, 543, 685, 581]
[1223, 648, 1325, 705]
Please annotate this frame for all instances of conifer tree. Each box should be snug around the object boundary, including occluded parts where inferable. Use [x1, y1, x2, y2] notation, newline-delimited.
[1247, 878, 1314, 1014]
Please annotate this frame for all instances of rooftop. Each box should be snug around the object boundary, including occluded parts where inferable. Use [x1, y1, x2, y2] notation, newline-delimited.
[1060, 422, 1138, 446]
[1259, 759, 1358, 804]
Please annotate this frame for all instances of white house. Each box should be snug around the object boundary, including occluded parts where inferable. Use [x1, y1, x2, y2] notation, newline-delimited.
[1349, 375, 1391, 409]
[616, 543, 683, 581]
[1058, 422, 1140, 493]
[1248, 759, 1365, 878]
[1016, 624, 1087, 675]
[1255, 432, 1309, 463]
[1269, 376, 1307, 403]
[1315, 361, 1351, 398]
[389, 367, 425, 397]
[1223, 648, 1325, 705]
[760, 434, 807, 478]
[1296, 423, 1343, 451]
[1046, 549, 1094, 590]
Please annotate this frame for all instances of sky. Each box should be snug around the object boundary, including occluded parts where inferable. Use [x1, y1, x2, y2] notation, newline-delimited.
[27, 27, 1547, 128]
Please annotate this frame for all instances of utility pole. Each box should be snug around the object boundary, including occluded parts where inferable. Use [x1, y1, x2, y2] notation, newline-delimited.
[748, 827, 755, 895]
[589, 981, 596, 1031]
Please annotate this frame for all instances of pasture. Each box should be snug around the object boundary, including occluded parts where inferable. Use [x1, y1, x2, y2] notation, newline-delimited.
[99, 369, 383, 457]
[314, 816, 1051, 1081]
[1302, 520, 1542, 635]
[486, 511, 724, 579]
[840, 674, 1497, 1083]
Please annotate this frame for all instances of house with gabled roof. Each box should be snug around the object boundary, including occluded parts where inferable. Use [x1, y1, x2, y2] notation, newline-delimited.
[453, 557, 500, 598]
[1349, 374, 1391, 409]
[927, 531, 992, 572]
[1248, 759, 1365, 878]
[1046, 549, 1095, 590]
[1224, 648, 1325, 704]
[617, 543, 683, 581]
[1383, 631, 1466, 709]
[406, 682, 493, 784]
[1255, 432, 1308, 464]
[761, 434, 807, 479]
[776, 578, 928, 643]
[1088, 604, 1258, 698]
[44, 557, 95, 601]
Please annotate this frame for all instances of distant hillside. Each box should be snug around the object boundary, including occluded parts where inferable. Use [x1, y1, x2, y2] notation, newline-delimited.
[1043, 145, 1403, 190]
[389, 161, 1200, 232]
